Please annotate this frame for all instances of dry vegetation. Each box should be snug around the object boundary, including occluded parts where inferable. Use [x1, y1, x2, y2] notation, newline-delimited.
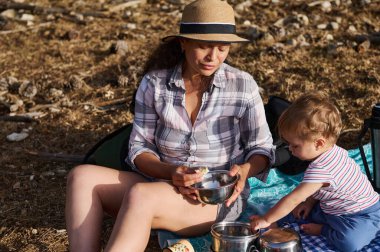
[0, 0, 379, 251]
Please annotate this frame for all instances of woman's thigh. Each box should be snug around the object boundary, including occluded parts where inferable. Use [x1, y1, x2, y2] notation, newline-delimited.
[68, 164, 148, 216]
[129, 181, 218, 236]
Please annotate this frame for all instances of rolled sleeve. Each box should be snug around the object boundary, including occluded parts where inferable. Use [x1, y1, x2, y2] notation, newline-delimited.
[127, 75, 160, 173]
[240, 77, 275, 182]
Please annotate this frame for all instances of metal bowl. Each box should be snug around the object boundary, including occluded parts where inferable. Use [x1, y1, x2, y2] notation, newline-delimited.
[190, 170, 239, 205]
[211, 221, 260, 252]
[259, 227, 303, 252]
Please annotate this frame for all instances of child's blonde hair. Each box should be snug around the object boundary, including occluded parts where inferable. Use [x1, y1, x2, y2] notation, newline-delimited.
[277, 92, 342, 142]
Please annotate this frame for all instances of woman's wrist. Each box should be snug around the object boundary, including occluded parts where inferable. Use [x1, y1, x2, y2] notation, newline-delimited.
[246, 154, 270, 178]
[135, 153, 177, 179]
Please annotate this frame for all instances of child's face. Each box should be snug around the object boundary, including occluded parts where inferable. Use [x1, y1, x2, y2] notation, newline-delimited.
[282, 133, 324, 161]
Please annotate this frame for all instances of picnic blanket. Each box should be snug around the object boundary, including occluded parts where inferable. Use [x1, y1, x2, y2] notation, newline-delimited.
[158, 143, 379, 251]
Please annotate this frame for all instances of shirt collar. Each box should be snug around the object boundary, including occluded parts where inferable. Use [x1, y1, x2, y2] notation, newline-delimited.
[168, 61, 227, 90]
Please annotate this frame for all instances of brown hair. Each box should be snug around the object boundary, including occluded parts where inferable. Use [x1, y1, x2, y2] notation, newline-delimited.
[142, 39, 183, 73]
[277, 92, 342, 142]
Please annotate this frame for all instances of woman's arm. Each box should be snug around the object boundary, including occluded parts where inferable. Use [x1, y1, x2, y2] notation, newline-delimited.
[240, 76, 275, 178]
[226, 154, 269, 207]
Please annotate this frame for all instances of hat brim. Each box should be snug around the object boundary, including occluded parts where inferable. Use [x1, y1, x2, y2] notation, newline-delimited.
[162, 34, 250, 43]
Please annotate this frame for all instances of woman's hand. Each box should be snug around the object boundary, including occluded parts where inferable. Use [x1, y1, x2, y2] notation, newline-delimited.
[225, 164, 249, 207]
[226, 155, 269, 207]
[250, 215, 271, 231]
[171, 166, 203, 201]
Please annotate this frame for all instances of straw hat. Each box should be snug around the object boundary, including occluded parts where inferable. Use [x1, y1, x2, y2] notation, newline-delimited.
[162, 0, 249, 43]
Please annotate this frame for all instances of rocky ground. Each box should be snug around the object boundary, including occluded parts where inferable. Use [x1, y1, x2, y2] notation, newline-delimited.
[0, 0, 379, 251]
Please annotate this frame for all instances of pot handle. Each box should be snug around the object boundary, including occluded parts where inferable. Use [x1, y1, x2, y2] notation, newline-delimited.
[249, 244, 259, 252]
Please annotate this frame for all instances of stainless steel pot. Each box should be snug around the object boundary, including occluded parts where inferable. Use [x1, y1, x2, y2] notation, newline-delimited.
[211, 221, 260, 252]
[258, 227, 303, 252]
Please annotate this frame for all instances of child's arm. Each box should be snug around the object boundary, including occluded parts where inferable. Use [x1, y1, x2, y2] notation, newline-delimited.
[251, 182, 322, 230]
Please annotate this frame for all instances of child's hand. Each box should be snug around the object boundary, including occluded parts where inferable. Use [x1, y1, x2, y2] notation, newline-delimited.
[250, 215, 271, 231]
[292, 202, 312, 219]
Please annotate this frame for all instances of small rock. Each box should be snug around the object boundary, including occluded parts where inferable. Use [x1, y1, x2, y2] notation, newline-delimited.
[104, 90, 114, 99]
[49, 88, 64, 98]
[67, 30, 81, 40]
[125, 23, 136, 30]
[321, 1, 332, 12]
[290, 23, 300, 30]
[6, 132, 29, 142]
[60, 97, 73, 107]
[286, 39, 297, 46]
[9, 101, 23, 112]
[245, 26, 263, 40]
[297, 14, 309, 26]
[46, 14, 55, 21]
[19, 81, 37, 99]
[259, 33, 275, 46]
[32, 229, 38, 234]
[358, 40, 370, 53]
[115, 40, 128, 56]
[329, 22, 339, 30]
[42, 171, 55, 176]
[8, 76, 19, 85]
[317, 23, 328, 30]
[49, 107, 61, 113]
[243, 20, 251, 26]
[20, 13, 35, 22]
[326, 43, 338, 56]
[235, 1, 252, 12]
[347, 25, 357, 34]
[1, 9, 16, 19]
[13, 182, 21, 189]
[274, 18, 285, 28]
[118, 75, 129, 87]
[325, 34, 334, 41]
[0, 78, 8, 91]
[68, 75, 85, 90]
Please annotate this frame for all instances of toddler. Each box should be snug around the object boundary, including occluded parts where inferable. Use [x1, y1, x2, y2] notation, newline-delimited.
[250, 93, 380, 252]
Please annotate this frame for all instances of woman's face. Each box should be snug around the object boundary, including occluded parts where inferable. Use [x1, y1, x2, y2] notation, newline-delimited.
[180, 39, 230, 77]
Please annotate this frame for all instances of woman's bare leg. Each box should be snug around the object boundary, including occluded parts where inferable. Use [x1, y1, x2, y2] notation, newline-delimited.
[105, 182, 218, 252]
[65, 164, 147, 252]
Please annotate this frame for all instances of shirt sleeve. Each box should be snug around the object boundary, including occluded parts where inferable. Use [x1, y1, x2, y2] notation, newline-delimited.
[127, 74, 161, 173]
[240, 75, 275, 181]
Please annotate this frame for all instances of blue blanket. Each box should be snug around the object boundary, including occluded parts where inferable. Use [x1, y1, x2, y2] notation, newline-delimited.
[159, 144, 379, 251]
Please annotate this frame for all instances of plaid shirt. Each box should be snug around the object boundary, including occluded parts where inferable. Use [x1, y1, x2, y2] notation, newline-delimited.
[128, 62, 274, 183]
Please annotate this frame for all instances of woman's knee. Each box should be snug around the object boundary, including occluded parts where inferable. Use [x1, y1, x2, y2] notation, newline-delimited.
[126, 183, 153, 205]
[67, 164, 97, 188]
[123, 183, 167, 213]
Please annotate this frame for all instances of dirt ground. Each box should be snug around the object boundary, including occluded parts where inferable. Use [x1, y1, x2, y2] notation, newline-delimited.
[0, 0, 379, 251]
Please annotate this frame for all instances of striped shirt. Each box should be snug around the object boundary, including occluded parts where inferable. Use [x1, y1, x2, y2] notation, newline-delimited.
[303, 145, 379, 215]
[127, 62, 275, 186]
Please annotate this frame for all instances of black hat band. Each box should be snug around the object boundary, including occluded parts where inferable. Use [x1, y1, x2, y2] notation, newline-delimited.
[180, 23, 236, 34]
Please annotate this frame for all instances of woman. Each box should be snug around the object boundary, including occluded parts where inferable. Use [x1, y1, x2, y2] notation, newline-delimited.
[65, 0, 274, 251]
